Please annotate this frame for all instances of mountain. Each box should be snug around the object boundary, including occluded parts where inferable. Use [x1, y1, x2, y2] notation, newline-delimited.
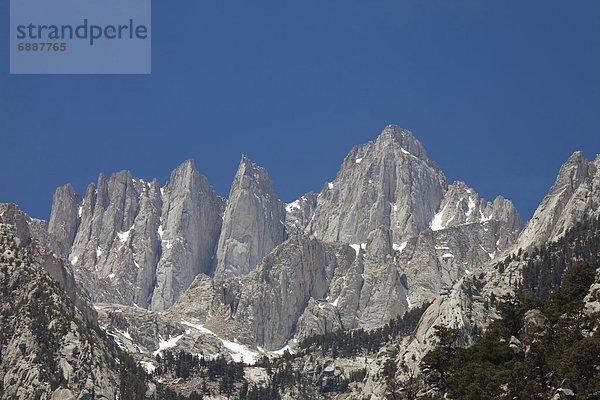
[0, 206, 155, 399]
[150, 160, 224, 311]
[15, 124, 596, 399]
[518, 151, 599, 250]
[397, 151, 600, 378]
[42, 125, 522, 360]
[307, 125, 448, 244]
[214, 155, 287, 281]
[430, 180, 522, 232]
[39, 160, 225, 311]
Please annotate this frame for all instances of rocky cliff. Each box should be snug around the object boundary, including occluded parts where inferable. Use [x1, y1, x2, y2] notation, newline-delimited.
[0, 219, 154, 399]
[307, 125, 447, 244]
[40, 160, 224, 311]
[214, 156, 287, 281]
[518, 152, 600, 250]
[398, 151, 600, 375]
[151, 160, 224, 310]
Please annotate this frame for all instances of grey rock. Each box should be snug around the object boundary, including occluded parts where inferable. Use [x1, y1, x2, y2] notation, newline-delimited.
[0, 222, 153, 399]
[40, 160, 224, 311]
[68, 171, 163, 309]
[430, 181, 522, 232]
[0, 204, 96, 322]
[397, 153, 600, 376]
[307, 125, 447, 244]
[151, 160, 224, 310]
[47, 184, 82, 256]
[518, 152, 600, 250]
[214, 156, 286, 281]
[233, 236, 352, 349]
[398, 219, 520, 307]
[285, 192, 318, 236]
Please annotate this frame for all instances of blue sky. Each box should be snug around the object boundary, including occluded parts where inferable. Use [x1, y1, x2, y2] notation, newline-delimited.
[1, 1, 599, 221]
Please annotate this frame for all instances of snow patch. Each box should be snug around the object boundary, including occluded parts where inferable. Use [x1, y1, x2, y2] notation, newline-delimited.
[465, 196, 476, 218]
[181, 320, 260, 364]
[272, 345, 295, 356]
[107, 332, 126, 351]
[157, 225, 164, 239]
[400, 147, 416, 158]
[117, 225, 134, 243]
[96, 247, 102, 258]
[431, 203, 448, 231]
[116, 328, 132, 341]
[140, 361, 156, 374]
[349, 244, 361, 258]
[355, 158, 363, 164]
[153, 334, 185, 356]
[401, 284, 412, 308]
[331, 296, 341, 307]
[393, 241, 408, 253]
[441, 253, 454, 259]
[285, 200, 301, 213]
[69, 255, 78, 265]
[328, 182, 334, 190]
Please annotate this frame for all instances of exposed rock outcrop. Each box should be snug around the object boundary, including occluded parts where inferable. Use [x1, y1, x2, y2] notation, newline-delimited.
[430, 181, 522, 232]
[214, 156, 286, 281]
[285, 192, 318, 236]
[0, 221, 154, 399]
[307, 125, 447, 244]
[151, 160, 224, 310]
[518, 152, 600, 250]
[0, 203, 96, 322]
[47, 183, 82, 256]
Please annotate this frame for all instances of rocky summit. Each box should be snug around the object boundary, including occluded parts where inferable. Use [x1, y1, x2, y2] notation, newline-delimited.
[2, 124, 598, 399]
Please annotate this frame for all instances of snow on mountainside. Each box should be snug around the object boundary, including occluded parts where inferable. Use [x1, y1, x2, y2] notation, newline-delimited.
[11, 124, 599, 399]
[27, 125, 525, 357]
[398, 150, 600, 379]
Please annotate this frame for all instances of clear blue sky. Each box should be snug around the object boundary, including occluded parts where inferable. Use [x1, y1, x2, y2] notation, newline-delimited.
[1, 1, 599, 221]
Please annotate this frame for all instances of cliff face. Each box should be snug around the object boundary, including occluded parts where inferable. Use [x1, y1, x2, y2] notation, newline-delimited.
[0, 216, 155, 399]
[307, 125, 448, 244]
[40, 161, 224, 311]
[518, 152, 600, 250]
[398, 151, 600, 376]
[32, 124, 525, 353]
[150, 160, 224, 311]
[214, 156, 287, 282]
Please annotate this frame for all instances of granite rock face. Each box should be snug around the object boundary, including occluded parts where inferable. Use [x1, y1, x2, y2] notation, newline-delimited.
[0, 221, 155, 399]
[518, 152, 600, 250]
[224, 236, 355, 350]
[151, 160, 224, 310]
[41, 160, 224, 311]
[398, 151, 600, 375]
[47, 184, 82, 255]
[430, 181, 522, 233]
[285, 192, 318, 236]
[66, 171, 163, 309]
[31, 125, 530, 359]
[307, 125, 447, 244]
[214, 156, 286, 281]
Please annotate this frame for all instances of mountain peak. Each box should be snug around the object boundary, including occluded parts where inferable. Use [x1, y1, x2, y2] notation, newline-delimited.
[173, 159, 198, 174]
[215, 156, 286, 281]
[517, 151, 599, 249]
[375, 124, 429, 161]
[565, 150, 586, 166]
